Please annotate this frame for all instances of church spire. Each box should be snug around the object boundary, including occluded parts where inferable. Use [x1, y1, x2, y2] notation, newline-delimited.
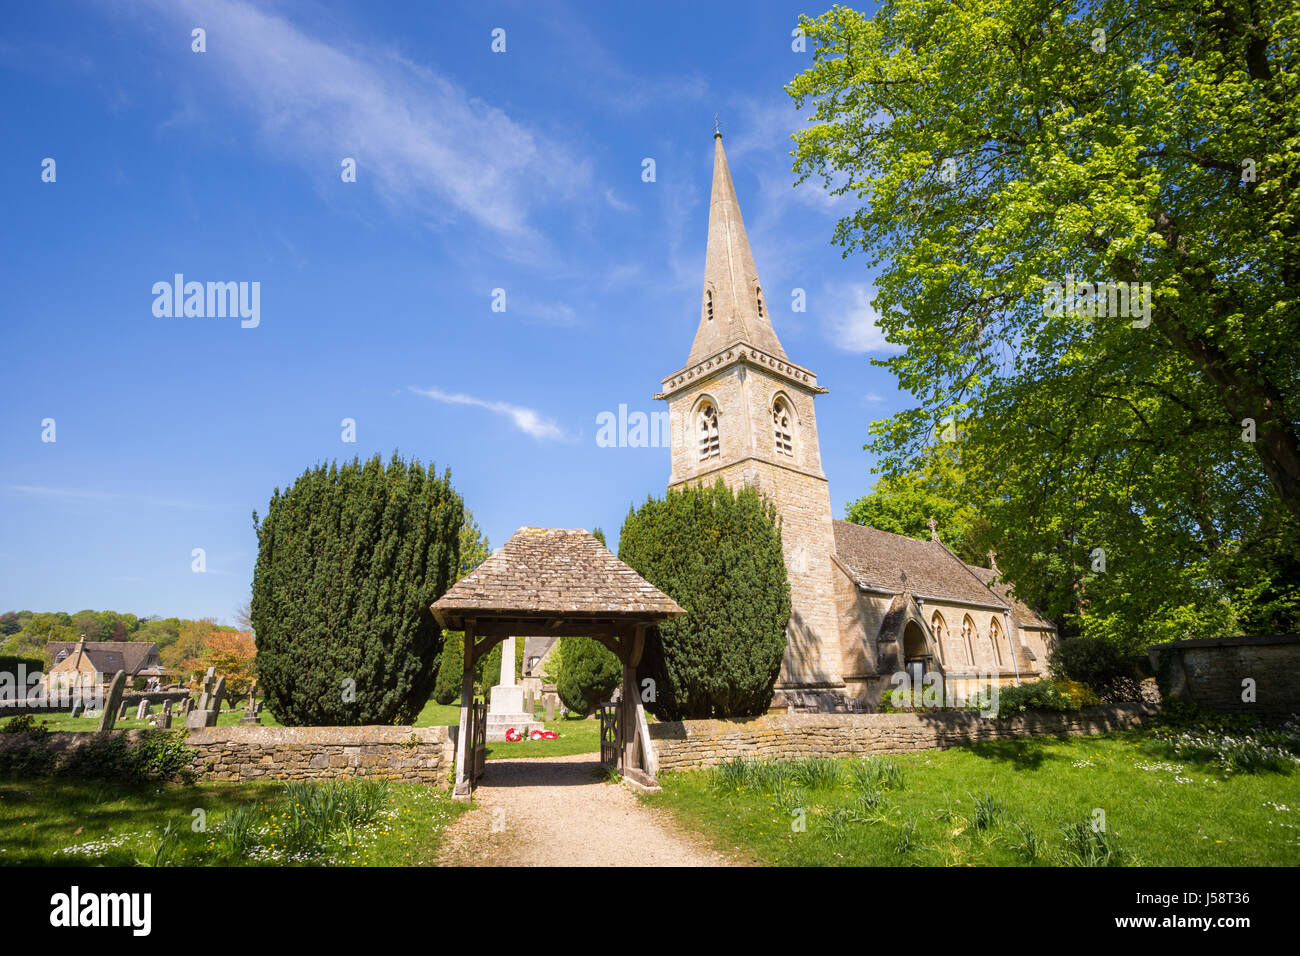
[687, 131, 789, 366]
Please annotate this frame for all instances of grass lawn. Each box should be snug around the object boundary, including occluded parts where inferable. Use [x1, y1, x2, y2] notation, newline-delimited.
[17, 698, 601, 758]
[412, 699, 601, 759]
[32, 705, 282, 733]
[0, 776, 467, 866]
[642, 732, 1300, 866]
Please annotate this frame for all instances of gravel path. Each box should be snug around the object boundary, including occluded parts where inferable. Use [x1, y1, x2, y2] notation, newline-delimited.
[436, 754, 738, 867]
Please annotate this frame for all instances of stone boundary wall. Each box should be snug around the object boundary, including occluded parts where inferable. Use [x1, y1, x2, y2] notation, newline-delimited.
[187, 726, 455, 785]
[0, 726, 456, 787]
[1150, 635, 1300, 716]
[647, 704, 1153, 771]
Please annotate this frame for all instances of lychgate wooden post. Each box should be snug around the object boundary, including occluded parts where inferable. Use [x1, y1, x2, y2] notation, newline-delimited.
[453, 621, 477, 801]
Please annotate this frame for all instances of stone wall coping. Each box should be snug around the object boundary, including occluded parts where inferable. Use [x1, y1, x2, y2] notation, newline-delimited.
[1151, 634, 1300, 651]
[185, 725, 452, 745]
[648, 703, 1151, 739]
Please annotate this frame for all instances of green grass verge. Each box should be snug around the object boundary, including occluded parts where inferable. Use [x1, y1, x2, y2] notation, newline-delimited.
[0, 776, 467, 866]
[642, 732, 1300, 866]
[18, 699, 601, 759]
[412, 699, 600, 759]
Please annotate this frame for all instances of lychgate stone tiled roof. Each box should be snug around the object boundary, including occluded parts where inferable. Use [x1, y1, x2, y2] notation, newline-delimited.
[431, 528, 685, 628]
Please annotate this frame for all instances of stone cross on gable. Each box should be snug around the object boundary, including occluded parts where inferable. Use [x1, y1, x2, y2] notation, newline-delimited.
[928, 516, 939, 540]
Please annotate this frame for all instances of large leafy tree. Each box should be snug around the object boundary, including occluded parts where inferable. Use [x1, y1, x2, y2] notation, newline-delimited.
[250, 454, 462, 725]
[845, 446, 990, 565]
[789, 0, 1300, 643]
[619, 481, 790, 719]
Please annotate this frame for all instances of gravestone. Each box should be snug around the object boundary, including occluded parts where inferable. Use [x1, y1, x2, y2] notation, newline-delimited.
[185, 674, 225, 729]
[70, 700, 84, 719]
[160, 699, 173, 729]
[97, 671, 127, 732]
[118, 700, 129, 720]
[180, 696, 193, 717]
[544, 695, 555, 722]
[196, 668, 216, 711]
[136, 700, 151, 721]
[240, 682, 262, 725]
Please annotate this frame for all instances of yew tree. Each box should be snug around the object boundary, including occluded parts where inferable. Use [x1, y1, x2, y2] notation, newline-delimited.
[251, 454, 462, 725]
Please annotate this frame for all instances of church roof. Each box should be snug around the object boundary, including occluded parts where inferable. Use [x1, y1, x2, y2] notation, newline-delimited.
[686, 132, 790, 367]
[965, 565, 1054, 628]
[430, 528, 685, 630]
[832, 520, 1011, 609]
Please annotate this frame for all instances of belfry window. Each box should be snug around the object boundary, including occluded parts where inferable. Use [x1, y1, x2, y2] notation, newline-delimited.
[772, 398, 793, 457]
[705, 290, 713, 321]
[755, 285, 764, 318]
[698, 402, 720, 460]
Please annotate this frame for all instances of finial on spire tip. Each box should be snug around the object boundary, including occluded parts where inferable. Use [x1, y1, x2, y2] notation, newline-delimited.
[713, 113, 721, 138]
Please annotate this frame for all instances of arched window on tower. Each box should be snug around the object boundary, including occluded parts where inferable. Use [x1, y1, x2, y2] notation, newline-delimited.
[990, 616, 1005, 669]
[962, 615, 977, 666]
[772, 397, 794, 457]
[698, 402, 720, 460]
[930, 611, 947, 665]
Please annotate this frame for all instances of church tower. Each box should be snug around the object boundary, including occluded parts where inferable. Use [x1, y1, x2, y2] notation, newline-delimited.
[654, 131, 846, 699]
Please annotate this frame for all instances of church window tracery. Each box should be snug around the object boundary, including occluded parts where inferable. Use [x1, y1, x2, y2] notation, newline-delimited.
[772, 397, 793, 457]
[698, 402, 720, 460]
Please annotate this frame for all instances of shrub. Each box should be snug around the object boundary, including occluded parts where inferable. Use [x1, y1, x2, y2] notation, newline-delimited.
[619, 481, 790, 719]
[1052, 679, 1103, 709]
[1, 713, 49, 735]
[556, 637, 621, 717]
[992, 680, 1079, 718]
[1049, 635, 1146, 701]
[431, 633, 463, 705]
[250, 454, 463, 725]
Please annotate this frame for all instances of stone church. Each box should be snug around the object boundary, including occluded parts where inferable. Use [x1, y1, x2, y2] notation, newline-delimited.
[654, 131, 1057, 711]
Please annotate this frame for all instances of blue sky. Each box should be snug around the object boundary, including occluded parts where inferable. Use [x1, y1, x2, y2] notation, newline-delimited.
[0, 0, 901, 625]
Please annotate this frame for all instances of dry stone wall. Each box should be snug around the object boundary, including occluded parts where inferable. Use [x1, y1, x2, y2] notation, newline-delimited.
[187, 726, 455, 784]
[1152, 635, 1300, 716]
[648, 704, 1152, 771]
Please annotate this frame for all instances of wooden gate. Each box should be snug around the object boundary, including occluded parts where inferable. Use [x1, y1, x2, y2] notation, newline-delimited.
[598, 702, 621, 768]
[470, 698, 487, 785]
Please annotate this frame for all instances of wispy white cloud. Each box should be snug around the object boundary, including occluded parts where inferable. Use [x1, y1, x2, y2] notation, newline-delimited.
[6, 485, 218, 511]
[825, 283, 904, 354]
[410, 387, 568, 441]
[130, 0, 592, 243]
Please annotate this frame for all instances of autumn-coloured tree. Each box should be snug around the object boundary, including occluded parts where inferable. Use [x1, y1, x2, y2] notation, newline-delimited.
[201, 630, 257, 699]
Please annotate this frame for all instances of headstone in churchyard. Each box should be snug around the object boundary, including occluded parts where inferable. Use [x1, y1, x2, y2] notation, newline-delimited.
[181, 696, 193, 717]
[197, 667, 216, 711]
[161, 699, 173, 729]
[136, 700, 150, 721]
[118, 700, 129, 720]
[97, 671, 127, 732]
[544, 695, 555, 722]
[185, 674, 225, 730]
[70, 699, 84, 718]
[240, 682, 262, 724]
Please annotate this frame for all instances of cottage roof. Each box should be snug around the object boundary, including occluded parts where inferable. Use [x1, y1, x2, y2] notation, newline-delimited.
[431, 528, 684, 632]
[47, 640, 159, 674]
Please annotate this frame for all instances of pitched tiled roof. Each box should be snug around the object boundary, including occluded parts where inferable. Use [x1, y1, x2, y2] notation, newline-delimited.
[833, 520, 1008, 608]
[965, 565, 1054, 628]
[47, 641, 160, 674]
[431, 528, 685, 629]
